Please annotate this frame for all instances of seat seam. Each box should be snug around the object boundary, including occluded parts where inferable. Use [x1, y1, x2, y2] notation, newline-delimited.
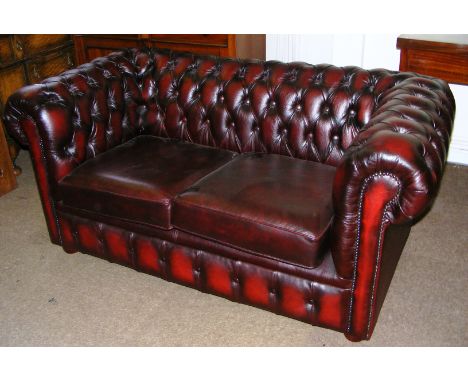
[57, 201, 172, 231]
[173, 224, 321, 270]
[59, 183, 173, 205]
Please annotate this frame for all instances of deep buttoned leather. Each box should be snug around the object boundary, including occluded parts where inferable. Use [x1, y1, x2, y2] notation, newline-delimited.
[3, 47, 456, 341]
[58, 135, 237, 229]
[58, 211, 351, 333]
[173, 152, 335, 268]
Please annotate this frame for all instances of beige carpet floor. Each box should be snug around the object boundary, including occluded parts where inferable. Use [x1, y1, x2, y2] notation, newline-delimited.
[0, 152, 467, 346]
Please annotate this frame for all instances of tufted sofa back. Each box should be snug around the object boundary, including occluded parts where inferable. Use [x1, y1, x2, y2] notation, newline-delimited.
[5, 48, 417, 190]
[136, 49, 412, 166]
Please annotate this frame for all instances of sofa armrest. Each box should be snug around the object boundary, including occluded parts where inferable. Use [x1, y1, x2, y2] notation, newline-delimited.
[4, 50, 143, 183]
[2, 50, 143, 244]
[331, 75, 455, 340]
[332, 75, 455, 278]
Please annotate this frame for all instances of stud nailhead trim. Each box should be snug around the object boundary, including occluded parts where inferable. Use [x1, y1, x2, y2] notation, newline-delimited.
[346, 172, 402, 336]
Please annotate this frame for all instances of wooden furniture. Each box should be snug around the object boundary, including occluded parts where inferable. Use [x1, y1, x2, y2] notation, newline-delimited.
[73, 34, 266, 65]
[0, 121, 16, 196]
[397, 34, 468, 85]
[0, 34, 76, 186]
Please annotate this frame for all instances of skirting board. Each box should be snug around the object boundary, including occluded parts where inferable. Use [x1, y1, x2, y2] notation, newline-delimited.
[448, 138, 468, 165]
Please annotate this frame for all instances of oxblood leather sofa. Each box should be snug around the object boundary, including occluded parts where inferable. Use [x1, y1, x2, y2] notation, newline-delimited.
[4, 48, 455, 341]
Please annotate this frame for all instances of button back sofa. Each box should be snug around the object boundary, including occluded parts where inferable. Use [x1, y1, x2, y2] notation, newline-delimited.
[4, 48, 455, 341]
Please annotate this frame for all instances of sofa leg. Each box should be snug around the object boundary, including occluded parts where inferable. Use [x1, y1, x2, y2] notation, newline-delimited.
[344, 333, 363, 342]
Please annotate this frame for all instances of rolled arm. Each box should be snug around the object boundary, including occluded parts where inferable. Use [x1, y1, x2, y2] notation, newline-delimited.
[332, 75, 455, 279]
[3, 50, 144, 183]
[2, 49, 144, 244]
[331, 75, 455, 340]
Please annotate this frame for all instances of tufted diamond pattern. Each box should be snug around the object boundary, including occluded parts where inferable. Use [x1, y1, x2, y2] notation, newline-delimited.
[137, 50, 413, 166]
[4, 48, 456, 267]
[331, 75, 455, 278]
[58, 211, 351, 333]
[5, 47, 439, 188]
[3, 47, 456, 341]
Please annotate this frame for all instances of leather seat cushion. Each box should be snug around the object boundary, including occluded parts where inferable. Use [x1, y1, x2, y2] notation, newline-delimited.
[58, 136, 237, 229]
[173, 153, 336, 268]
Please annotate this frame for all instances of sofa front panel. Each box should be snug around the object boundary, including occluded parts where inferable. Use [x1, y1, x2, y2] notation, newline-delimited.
[57, 201, 350, 288]
[58, 211, 352, 334]
[138, 49, 411, 166]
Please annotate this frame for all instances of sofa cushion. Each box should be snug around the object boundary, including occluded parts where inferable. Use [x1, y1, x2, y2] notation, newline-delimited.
[173, 153, 336, 268]
[58, 136, 237, 229]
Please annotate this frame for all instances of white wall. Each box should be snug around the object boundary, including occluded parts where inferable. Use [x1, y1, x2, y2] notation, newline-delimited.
[266, 34, 468, 165]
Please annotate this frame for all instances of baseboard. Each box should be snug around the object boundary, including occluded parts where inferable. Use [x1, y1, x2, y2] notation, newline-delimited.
[448, 137, 468, 165]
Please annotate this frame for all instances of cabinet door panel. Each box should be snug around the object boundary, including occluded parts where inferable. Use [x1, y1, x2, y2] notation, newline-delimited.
[73, 35, 143, 64]
[26, 48, 75, 83]
[149, 34, 228, 46]
[149, 42, 224, 56]
[0, 36, 14, 66]
[85, 47, 129, 61]
[17, 34, 71, 57]
[0, 64, 27, 105]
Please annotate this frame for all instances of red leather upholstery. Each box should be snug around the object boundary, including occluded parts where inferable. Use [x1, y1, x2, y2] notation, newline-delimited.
[332, 76, 455, 279]
[3, 47, 456, 341]
[58, 135, 237, 229]
[58, 211, 351, 333]
[173, 152, 335, 268]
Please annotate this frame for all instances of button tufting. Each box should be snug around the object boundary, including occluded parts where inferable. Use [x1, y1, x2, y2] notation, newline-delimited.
[4, 49, 455, 342]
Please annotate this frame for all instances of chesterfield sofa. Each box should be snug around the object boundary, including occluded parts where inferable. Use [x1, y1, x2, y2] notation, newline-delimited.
[4, 48, 455, 341]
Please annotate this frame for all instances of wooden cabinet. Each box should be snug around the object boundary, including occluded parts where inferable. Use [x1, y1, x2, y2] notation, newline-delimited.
[0, 34, 76, 194]
[397, 34, 468, 86]
[0, 120, 16, 196]
[13, 34, 72, 59]
[73, 34, 144, 65]
[73, 34, 266, 65]
[25, 46, 75, 82]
